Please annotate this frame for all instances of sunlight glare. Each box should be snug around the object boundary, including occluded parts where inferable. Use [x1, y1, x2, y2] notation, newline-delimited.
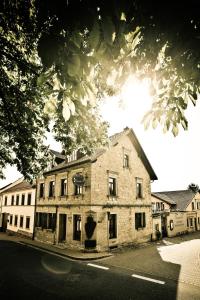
[120, 75, 152, 119]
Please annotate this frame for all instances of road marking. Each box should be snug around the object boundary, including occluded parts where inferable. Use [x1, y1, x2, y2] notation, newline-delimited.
[87, 263, 109, 270]
[132, 274, 165, 285]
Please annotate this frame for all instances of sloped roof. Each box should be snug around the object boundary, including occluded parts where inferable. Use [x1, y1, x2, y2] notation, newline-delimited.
[152, 190, 196, 210]
[50, 149, 65, 160]
[1, 180, 34, 194]
[0, 177, 24, 193]
[45, 127, 157, 180]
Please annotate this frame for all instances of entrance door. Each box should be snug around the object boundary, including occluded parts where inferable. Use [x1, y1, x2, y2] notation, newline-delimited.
[58, 214, 67, 242]
[2, 213, 8, 232]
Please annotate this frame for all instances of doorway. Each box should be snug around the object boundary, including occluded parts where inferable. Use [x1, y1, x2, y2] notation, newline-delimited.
[2, 213, 8, 232]
[58, 214, 67, 243]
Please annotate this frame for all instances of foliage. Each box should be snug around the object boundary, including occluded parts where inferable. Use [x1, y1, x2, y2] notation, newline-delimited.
[0, 0, 200, 179]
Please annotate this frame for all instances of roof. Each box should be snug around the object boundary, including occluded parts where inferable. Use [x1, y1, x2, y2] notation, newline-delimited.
[50, 149, 65, 160]
[2, 180, 34, 193]
[45, 127, 157, 180]
[152, 190, 196, 210]
[0, 177, 24, 193]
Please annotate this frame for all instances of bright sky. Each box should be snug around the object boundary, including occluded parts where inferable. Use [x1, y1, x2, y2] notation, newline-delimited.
[1, 76, 200, 192]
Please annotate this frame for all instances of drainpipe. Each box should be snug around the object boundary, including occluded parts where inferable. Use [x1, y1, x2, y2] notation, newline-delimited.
[54, 205, 58, 245]
[107, 212, 110, 251]
[32, 179, 37, 240]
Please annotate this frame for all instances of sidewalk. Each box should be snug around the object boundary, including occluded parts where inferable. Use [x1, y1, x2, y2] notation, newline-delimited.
[0, 232, 113, 261]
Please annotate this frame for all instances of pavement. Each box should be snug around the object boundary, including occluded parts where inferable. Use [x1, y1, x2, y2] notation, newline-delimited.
[0, 232, 113, 261]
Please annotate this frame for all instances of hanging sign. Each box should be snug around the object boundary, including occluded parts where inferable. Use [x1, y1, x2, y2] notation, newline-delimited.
[72, 173, 85, 186]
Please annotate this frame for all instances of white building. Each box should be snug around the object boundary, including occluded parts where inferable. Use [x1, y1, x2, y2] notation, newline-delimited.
[0, 177, 36, 238]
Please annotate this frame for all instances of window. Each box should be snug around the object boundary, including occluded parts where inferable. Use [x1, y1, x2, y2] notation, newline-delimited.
[48, 213, 56, 231]
[4, 196, 7, 206]
[136, 179, 143, 199]
[14, 215, 18, 226]
[169, 220, 174, 231]
[135, 213, 146, 230]
[198, 217, 200, 224]
[187, 218, 189, 227]
[20, 216, 24, 228]
[190, 218, 193, 227]
[10, 215, 13, 225]
[74, 185, 83, 196]
[109, 214, 117, 239]
[16, 195, 19, 206]
[36, 213, 56, 231]
[109, 177, 117, 196]
[27, 193, 31, 205]
[21, 194, 25, 205]
[26, 217, 30, 229]
[11, 195, 14, 205]
[123, 154, 129, 168]
[49, 181, 55, 197]
[39, 183, 44, 198]
[192, 202, 195, 210]
[73, 215, 81, 241]
[61, 179, 67, 196]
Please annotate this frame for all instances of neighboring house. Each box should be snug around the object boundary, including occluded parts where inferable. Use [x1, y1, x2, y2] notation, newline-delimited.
[35, 127, 157, 251]
[0, 178, 35, 238]
[0, 150, 65, 238]
[151, 190, 200, 239]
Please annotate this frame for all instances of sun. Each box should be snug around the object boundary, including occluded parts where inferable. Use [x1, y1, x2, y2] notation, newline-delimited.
[120, 75, 153, 119]
[101, 74, 153, 133]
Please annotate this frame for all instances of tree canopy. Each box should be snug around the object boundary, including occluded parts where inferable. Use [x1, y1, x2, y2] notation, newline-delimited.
[0, 0, 200, 179]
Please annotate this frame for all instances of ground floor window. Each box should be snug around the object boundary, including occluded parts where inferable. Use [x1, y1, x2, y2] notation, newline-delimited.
[73, 215, 81, 241]
[26, 217, 30, 229]
[10, 215, 13, 225]
[190, 218, 193, 227]
[109, 214, 117, 239]
[14, 215, 18, 227]
[20, 216, 24, 228]
[135, 213, 146, 230]
[36, 213, 56, 231]
[198, 217, 200, 224]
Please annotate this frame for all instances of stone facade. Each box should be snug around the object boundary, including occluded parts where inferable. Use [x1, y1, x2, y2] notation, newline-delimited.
[35, 128, 157, 251]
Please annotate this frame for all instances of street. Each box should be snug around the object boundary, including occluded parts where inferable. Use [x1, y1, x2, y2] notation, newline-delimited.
[1, 235, 200, 300]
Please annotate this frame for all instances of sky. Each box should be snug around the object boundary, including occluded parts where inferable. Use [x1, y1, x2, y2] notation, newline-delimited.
[0, 76, 200, 192]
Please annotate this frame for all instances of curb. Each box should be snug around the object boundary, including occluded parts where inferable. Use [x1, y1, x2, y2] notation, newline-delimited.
[19, 241, 113, 261]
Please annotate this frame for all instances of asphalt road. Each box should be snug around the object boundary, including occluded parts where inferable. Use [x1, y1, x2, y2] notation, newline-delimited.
[0, 240, 199, 300]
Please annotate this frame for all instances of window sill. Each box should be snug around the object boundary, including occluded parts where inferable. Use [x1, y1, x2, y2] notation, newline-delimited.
[136, 227, 145, 231]
[107, 195, 118, 198]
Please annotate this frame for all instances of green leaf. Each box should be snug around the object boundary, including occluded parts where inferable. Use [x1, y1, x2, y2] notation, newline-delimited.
[62, 100, 71, 121]
[172, 125, 179, 137]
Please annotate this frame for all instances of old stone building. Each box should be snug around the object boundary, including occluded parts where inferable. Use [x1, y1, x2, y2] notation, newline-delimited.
[151, 190, 200, 239]
[35, 127, 157, 251]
